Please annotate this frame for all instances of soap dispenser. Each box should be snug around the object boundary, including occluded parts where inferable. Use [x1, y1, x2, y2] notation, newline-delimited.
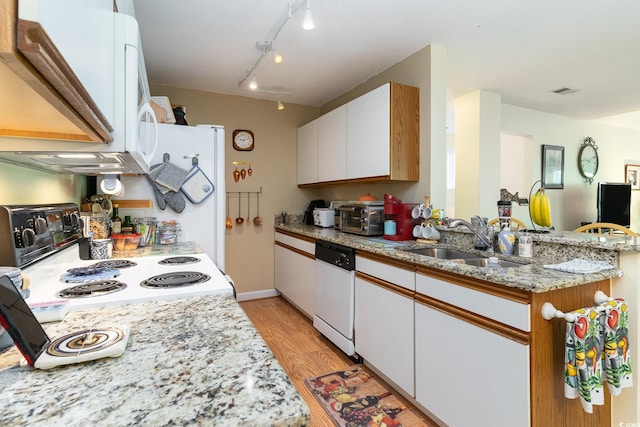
[497, 224, 515, 255]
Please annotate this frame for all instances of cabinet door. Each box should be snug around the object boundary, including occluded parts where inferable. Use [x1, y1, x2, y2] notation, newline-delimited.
[318, 105, 347, 182]
[346, 83, 390, 179]
[19, 0, 115, 126]
[297, 119, 319, 185]
[415, 302, 530, 427]
[274, 244, 315, 317]
[355, 276, 414, 395]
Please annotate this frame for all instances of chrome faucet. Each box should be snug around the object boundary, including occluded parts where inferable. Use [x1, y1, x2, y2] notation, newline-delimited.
[448, 216, 494, 251]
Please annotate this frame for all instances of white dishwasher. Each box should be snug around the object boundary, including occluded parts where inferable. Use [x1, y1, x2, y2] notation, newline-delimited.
[313, 240, 356, 356]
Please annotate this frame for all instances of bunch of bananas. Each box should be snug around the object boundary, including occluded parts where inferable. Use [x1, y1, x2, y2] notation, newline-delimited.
[529, 189, 552, 227]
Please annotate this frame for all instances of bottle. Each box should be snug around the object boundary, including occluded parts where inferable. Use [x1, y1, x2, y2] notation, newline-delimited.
[518, 233, 533, 257]
[121, 215, 133, 234]
[498, 224, 515, 255]
[111, 204, 122, 234]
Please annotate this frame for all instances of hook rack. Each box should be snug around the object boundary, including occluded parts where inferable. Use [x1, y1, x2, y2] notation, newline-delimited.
[226, 187, 263, 197]
[541, 291, 612, 321]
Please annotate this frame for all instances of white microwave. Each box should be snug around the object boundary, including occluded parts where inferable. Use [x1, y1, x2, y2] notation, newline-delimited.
[0, 11, 158, 175]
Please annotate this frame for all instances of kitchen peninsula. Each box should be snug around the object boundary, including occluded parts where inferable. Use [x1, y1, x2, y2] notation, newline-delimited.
[276, 223, 632, 291]
[275, 222, 639, 427]
[0, 295, 310, 426]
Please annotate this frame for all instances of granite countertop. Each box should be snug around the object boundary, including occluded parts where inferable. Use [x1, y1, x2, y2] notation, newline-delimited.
[275, 224, 630, 293]
[0, 295, 310, 427]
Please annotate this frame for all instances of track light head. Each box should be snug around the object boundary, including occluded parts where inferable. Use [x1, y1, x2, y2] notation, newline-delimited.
[303, 1, 314, 30]
[277, 98, 285, 111]
[249, 74, 258, 90]
[272, 46, 283, 64]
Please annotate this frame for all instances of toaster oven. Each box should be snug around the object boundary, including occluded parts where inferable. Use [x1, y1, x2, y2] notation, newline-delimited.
[339, 204, 384, 236]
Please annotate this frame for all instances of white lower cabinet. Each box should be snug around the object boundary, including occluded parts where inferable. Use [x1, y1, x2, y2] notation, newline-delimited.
[415, 272, 530, 427]
[274, 232, 315, 317]
[355, 254, 415, 396]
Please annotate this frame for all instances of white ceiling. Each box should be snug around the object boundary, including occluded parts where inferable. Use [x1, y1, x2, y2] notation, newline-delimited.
[132, 0, 640, 125]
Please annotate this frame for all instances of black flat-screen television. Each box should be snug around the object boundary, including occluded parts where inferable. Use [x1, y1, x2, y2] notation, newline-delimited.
[597, 182, 631, 227]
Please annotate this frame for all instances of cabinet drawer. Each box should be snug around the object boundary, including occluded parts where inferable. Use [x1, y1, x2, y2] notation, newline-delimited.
[416, 273, 530, 331]
[356, 254, 415, 291]
[275, 232, 315, 256]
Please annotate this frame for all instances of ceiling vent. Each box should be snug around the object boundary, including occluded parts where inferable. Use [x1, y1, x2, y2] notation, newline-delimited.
[551, 87, 579, 95]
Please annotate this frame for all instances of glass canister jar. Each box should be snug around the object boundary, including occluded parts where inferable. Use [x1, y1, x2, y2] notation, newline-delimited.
[134, 217, 157, 247]
[156, 222, 181, 245]
[89, 213, 111, 239]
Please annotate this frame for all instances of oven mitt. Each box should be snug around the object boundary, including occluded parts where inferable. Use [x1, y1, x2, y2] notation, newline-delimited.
[181, 165, 215, 204]
[146, 164, 167, 209]
[145, 172, 166, 210]
[164, 190, 186, 213]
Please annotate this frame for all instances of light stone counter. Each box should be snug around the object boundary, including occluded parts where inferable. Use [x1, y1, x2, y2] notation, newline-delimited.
[275, 224, 633, 293]
[0, 295, 309, 427]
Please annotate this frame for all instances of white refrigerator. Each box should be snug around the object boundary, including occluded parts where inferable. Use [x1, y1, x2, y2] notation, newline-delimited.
[119, 123, 226, 271]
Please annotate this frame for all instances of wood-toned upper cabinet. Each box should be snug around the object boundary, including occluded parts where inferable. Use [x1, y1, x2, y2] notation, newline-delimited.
[297, 82, 419, 187]
[0, 0, 114, 143]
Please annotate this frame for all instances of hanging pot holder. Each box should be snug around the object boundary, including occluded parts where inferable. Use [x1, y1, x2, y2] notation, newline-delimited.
[154, 154, 190, 192]
[181, 158, 215, 204]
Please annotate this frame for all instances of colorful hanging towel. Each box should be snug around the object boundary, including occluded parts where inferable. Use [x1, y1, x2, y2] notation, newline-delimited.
[600, 299, 633, 396]
[564, 307, 605, 413]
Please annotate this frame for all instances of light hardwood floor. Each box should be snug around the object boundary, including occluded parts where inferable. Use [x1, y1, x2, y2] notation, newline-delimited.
[239, 296, 435, 427]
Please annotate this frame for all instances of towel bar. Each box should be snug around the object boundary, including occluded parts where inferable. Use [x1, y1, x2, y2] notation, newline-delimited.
[541, 291, 612, 321]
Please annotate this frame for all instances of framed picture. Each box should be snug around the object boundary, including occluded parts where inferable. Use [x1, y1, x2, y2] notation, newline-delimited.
[625, 164, 640, 190]
[541, 145, 564, 189]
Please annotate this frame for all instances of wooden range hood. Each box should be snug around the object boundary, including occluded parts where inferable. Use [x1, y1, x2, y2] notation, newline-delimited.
[0, 0, 112, 143]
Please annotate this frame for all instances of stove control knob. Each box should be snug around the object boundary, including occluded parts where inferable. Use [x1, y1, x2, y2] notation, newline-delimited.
[13, 227, 24, 248]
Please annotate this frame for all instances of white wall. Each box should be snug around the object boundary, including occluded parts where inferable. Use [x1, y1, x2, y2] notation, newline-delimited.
[0, 162, 85, 205]
[501, 104, 640, 231]
[453, 90, 501, 220]
[501, 133, 534, 225]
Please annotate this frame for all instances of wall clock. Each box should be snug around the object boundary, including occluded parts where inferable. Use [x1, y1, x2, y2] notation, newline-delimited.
[578, 137, 599, 184]
[232, 129, 254, 151]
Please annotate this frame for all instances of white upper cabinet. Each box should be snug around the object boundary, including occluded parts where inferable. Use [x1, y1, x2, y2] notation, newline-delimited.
[297, 119, 319, 185]
[296, 82, 419, 186]
[318, 105, 347, 182]
[346, 83, 391, 179]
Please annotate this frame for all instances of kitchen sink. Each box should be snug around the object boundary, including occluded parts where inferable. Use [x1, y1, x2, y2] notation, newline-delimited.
[403, 247, 527, 268]
[462, 258, 526, 268]
[404, 248, 480, 259]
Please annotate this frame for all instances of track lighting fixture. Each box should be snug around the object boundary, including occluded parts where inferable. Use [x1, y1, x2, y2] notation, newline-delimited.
[238, 0, 316, 91]
[303, 0, 314, 30]
[272, 41, 283, 64]
[277, 95, 284, 111]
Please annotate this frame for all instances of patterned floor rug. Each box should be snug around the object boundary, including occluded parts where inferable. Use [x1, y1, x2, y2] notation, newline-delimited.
[305, 364, 432, 427]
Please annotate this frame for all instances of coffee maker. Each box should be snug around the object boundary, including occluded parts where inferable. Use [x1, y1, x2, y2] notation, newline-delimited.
[303, 200, 327, 225]
[382, 194, 417, 241]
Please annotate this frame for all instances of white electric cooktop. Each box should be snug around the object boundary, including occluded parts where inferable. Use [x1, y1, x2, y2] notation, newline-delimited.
[23, 244, 234, 312]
